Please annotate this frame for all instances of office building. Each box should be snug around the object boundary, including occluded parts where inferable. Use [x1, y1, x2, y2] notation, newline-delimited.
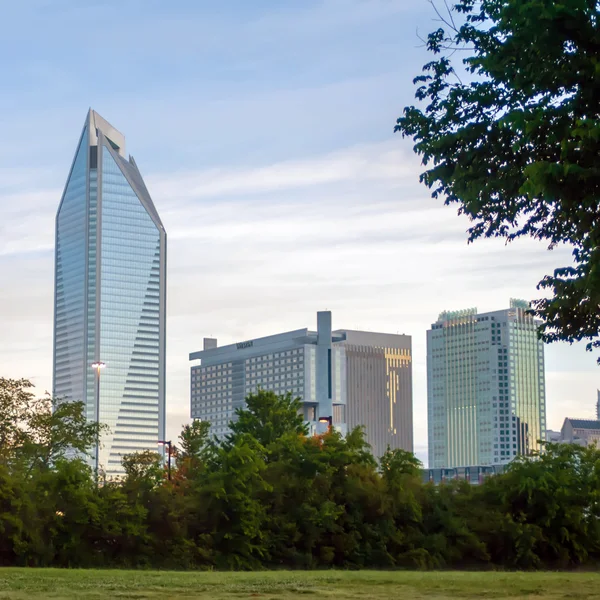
[53, 110, 166, 474]
[189, 312, 412, 456]
[427, 300, 546, 469]
[336, 330, 412, 457]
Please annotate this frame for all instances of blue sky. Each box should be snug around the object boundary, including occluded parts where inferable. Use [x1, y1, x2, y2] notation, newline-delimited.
[0, 0, 597, 465]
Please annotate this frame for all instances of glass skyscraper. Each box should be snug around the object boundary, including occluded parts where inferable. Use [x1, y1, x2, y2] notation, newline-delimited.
[53, 110, 166, 475]
[427, 300, 546, 469]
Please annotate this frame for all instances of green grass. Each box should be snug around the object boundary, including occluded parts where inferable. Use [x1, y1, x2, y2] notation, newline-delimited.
[0, 569, 599, 599]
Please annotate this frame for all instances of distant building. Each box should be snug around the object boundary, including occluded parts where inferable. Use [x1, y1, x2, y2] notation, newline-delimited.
[189, 312, 413, 456]
[546, 393, 600, 448]
[422, 464, 507, 486]
[337, 330, 413, 457]
[53, 110, 166, 475]
[560, 419, 600, 448]
[427, 299, 546, 469]
[554, 394, 600, 449]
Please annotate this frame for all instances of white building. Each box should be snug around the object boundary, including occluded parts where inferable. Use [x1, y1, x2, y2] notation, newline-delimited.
[427, 300, 546, 469]
[190, 312, 345, 438]
[189, 311, 413, 456]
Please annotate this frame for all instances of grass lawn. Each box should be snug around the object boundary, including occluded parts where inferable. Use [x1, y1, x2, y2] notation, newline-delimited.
[0, 569, 599, 599]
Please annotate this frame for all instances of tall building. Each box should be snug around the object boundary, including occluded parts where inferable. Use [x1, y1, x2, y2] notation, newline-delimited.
[336, 331, 412, 458]
[427, 300, 546, 468]
[189, 312, 413, 456]
[53, 110, 166, 475]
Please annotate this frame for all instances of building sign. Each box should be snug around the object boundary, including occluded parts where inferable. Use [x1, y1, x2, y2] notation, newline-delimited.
[236, 340, 253, 350]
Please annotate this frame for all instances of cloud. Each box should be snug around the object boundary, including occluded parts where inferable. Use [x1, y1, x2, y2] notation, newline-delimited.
[0, 189, 58, 257]
[147, 141, 414, 202]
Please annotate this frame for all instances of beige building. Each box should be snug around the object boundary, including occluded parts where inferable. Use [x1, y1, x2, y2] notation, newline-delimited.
[560, 418, 600, 448]
[336, 330, 412, 458]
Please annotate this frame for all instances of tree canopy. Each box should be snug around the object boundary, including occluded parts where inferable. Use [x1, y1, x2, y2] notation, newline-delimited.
[395, 0, 600, 360]
[0, 377, 105, 472]
[2, 379, 600, 569]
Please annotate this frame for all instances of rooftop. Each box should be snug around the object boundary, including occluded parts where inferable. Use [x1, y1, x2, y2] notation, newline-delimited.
[566, 418, 600, 431]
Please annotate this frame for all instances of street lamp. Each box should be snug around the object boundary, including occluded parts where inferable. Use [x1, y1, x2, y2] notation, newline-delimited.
[158, 440, 172, 480]
[319, 416, 333, 431]
[90, 362, 106, 473]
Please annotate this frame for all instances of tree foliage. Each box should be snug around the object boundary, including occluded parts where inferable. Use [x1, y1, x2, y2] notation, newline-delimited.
[395, 0, 600, 360]
[227, 389, 309, 452]
[2, 379, 600, 569]
[0, 377, 105, 472]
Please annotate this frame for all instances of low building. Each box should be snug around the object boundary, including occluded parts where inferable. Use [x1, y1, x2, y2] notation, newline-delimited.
[550, 393, 600, 448]
[546, 430, 561, 443]
[560, 418, 600, 448]
[421, 464, 507, 485]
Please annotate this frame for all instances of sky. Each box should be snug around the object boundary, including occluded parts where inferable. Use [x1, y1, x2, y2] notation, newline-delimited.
[0, 0, 597, 466]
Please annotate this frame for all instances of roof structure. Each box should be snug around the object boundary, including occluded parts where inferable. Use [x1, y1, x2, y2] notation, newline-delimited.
[565, 418, 600, 431]
[88, 109, 165, 232]
[88, 109, 126, 156]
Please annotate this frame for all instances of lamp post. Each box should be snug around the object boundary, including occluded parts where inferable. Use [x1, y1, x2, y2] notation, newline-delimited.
[319, 416, 333, 431]
[90, 361, 106, 473]
[158, 440, 172, 480]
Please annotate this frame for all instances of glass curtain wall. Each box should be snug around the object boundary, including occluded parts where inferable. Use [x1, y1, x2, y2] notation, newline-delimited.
[99, 145, 162, 471]
[54, 127, 89, 407]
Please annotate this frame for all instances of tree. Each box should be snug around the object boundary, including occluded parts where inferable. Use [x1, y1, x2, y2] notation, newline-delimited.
[378, 448, 426, 567]
[0, 378, 35, 463]
[380, 447, 422, 483]
[227, 389, 309, 451]
[395, 0, 600, 360]
[0, 378, 105, 471]
[175, 420, 213, 482]
[121, 451, 164, 487]
[23, 396, 106, 471]
[201, 435, 271, 569]
[490, 442, 600, 567]
[179, 420, 211, 461]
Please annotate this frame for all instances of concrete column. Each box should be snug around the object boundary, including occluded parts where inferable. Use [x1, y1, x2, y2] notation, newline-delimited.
[316, 311, 333, 426]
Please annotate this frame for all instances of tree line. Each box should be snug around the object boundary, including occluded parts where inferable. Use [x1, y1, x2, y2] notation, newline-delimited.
[1, 377, 600, 570]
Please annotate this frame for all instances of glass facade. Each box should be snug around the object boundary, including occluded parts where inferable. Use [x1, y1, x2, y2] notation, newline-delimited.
[427, 303, 546, 469]
[54, 127, 89, 406]
[99, 147, 163, 469]
[53, 111, 166, 476]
